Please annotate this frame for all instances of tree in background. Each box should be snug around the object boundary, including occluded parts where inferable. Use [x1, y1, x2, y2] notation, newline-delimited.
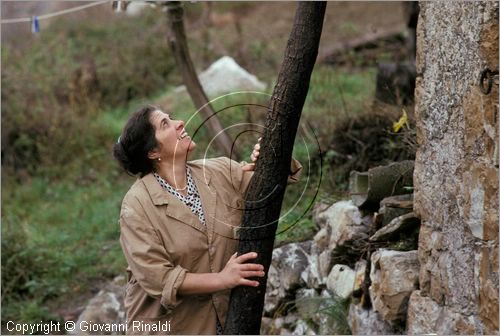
[165, 1, 237, 159]
[113, 0, 237, 159]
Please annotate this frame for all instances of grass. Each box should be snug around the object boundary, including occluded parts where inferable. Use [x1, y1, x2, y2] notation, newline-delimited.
[1, 170, 133, 325]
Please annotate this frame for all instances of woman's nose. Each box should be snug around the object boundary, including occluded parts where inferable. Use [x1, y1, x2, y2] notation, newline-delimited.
[176, 120, 184, 129]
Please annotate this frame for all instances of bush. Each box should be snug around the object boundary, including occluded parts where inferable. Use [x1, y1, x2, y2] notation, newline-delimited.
[1, 8, 178, 179]
[0, 219, 58, 325]
[320, 105, 416, 191]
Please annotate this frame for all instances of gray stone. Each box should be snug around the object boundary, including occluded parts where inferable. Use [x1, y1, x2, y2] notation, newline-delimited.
[265, 315, 300, 335]
[317, 250, 333, 280]
[379, 194, 414, 227]
[279, 328, 293, 336]
[265, 241, 312, 315]
[312, 227, 329, 251]
[311, 201, 332, 229]
[313, 200, 370, 267]
[270, 314, 300, 334]
[348, 303, 394, 335]
[406, 290, 442, 334]
[264, 264, 282, 315]
[295, 288, 349, 335]
[435, 308, 478, 335]
[324, 201, 369, 249]
[71, 275, 126, 335]
[301, 254, 325, 289]
[274, 241, 311, 291]
[369, 212, 420, 241]
[369, 249, 419, 321]
[380, 194, 414, 208]
[292, 320, 316, 335]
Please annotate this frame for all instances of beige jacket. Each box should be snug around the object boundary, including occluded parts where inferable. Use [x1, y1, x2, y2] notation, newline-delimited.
[119, 157, 302, 335]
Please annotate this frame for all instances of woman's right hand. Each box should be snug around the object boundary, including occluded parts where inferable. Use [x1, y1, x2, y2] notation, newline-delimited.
[218, 252, 265, 289]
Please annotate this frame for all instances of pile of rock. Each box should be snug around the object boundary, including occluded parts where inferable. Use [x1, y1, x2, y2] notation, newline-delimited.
[72, 161, 420, 335]
[262, 160, 421, 335]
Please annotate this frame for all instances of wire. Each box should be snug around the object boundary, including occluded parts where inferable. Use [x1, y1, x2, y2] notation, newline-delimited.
[1, 1, 110, 24]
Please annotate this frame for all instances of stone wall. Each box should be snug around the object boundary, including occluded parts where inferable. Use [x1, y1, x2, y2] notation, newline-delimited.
[410, 2, 499, 334]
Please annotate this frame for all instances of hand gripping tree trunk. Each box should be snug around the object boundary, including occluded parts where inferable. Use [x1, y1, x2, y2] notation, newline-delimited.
[165, 1, 237, 159]
[223, 2, 326, 334]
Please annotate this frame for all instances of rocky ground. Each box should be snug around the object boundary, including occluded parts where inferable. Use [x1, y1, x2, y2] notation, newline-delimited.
[73, 160, 421, 334]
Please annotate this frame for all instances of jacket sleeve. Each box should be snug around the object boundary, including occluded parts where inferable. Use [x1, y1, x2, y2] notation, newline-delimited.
[217, 157, 303, 195]
[119, 196, 187, 311]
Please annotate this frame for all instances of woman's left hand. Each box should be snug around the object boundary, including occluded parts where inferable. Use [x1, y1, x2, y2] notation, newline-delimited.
[242, 137, 261, 172]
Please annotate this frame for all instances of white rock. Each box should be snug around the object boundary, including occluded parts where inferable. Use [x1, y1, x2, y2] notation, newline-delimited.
[326, 264, 356, 299]
[304, 200, 370, 288]
[315, 200, 369, 251]
[264, 241, 311, 315]
[71, 276, 126, 335]
[174, 56, 267, 98]
[124, 2, 152, 17]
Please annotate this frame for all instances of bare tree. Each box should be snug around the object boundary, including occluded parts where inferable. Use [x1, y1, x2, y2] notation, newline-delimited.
[223, 2, 327, 334]
[112, 1, 236, 158]
[165, 1, 237, 159]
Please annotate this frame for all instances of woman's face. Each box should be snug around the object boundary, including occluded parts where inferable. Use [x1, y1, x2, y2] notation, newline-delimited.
[149, 109, 196, 161]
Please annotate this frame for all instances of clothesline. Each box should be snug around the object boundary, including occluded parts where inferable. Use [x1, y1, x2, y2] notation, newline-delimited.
[1, 1, 110, 24]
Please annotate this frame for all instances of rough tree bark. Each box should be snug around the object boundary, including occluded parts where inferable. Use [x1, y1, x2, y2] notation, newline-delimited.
[223, 2, 326, 334]
[165, 1, 237, 159]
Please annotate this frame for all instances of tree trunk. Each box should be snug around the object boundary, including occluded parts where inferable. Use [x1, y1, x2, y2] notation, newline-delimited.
[165, 1, 237, 159]
[223, 2, 326, 334]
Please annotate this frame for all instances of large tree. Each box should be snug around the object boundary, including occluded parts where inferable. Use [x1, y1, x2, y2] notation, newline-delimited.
[223, 2, 326, 334]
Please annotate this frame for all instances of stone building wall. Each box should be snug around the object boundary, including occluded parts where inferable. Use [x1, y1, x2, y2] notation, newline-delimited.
[410, 2, 499, 334]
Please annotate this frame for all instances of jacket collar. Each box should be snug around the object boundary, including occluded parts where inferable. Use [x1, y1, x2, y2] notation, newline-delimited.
[141, 161, 213, 206]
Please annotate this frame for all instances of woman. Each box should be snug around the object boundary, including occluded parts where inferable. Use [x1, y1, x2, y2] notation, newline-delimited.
[113, 105, 302, 335]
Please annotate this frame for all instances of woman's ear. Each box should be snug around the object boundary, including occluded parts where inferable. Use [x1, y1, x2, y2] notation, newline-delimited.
[147, 149, 160, 161]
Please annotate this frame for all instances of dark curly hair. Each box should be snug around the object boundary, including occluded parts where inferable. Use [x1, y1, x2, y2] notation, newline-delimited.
[113, 105, 159, 177]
